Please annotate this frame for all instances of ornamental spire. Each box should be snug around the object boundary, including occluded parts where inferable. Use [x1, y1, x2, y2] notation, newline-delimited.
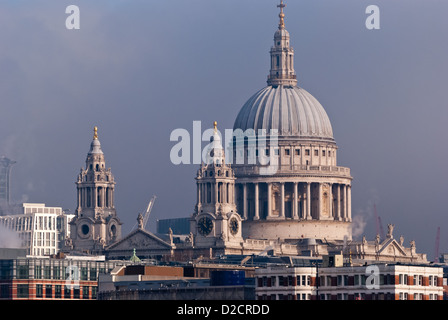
[267, 0, 297, 87]
[93, 126, 98, 140]
[277, 0, 286, 29]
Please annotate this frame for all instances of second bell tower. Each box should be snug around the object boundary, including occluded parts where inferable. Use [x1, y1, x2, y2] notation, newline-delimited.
[68, 127, 122, 253]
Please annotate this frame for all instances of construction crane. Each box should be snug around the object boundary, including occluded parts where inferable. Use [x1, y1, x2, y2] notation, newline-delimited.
[132, 195, 157, 231]
[433, 227, 440, 263]
[373, 203, 385, 240]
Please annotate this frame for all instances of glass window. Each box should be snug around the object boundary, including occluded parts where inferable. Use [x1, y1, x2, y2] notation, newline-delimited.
[55, 285, 62, 299]
[36, 284, 43, 298]
[53, 266, 61, 280]
[73, 288, 80, 299]
[82, 286, 90, 299]
[80, 267, 88, 281]
[0, 284, 10, 298]
[43, 266, 51, 279]
[45, 285, 52, 299]
[90, 268, 97, 281]
[64, 286, 71, 299]
[16, 265, 29, 279]
[17, 284, 29, 298]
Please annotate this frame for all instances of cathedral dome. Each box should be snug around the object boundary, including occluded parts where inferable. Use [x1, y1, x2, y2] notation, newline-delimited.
[233, 1, 334, 142]
[233, 85, 334, 141]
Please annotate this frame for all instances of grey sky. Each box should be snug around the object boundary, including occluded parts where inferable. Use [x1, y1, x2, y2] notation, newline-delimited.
[0, 0, 447, 258]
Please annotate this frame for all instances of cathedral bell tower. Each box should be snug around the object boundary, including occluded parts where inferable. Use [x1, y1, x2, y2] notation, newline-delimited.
[68, 127, 122, 253]
[191, 122, 243, 251]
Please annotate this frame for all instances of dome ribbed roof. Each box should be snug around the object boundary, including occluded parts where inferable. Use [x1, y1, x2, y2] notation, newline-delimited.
[233, 85, 334, 141]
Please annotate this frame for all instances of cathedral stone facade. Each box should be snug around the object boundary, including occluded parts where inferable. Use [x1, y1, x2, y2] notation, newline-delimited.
[67, 2, 428, 265]
[232, 1, 352, 243]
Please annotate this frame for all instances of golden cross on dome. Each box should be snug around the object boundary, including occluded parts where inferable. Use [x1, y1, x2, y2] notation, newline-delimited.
[277, 0, 286, 29]
[213, 121, 217, 132]
[93, 126, 98, 140]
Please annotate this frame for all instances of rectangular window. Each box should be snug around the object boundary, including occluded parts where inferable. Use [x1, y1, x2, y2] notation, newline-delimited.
[314, 150, 319, 156]
[17, 284, 29, 298]
[295, 149, 300, 156]
[288, 276, 293, 286]
[80, 267, 88, 281]
[322, 150, 326, 156]
[43, 266, 51, 279]
[91, 286, 98, 299]
[90, 268, 97, 281]
[36, 284, 43, 298]
[17, 265, 29, 279]
[55, 285, 62, 299]
[305, 149, 310, 156]
[73, 288, 80, 299]
[82, 286, 89, 299]
[0, 284, 10, 298]
[53, 267, 61, 280]
[45, 285, 52, 299]
[64, 286, 71, 299]
[284, 149, 290, 156]
[34, 266, 42, 279]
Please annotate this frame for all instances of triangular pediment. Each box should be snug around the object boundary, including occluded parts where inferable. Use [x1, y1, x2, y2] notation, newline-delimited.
[378, 238, 407, 256]
[106, 228, 173, 251]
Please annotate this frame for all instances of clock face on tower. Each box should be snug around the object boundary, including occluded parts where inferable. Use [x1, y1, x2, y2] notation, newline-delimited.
[229, 217, 239, 235]
[198, 216, 213, 236]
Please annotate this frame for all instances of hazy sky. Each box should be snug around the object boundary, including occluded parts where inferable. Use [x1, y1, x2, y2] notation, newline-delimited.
[1, 0, 447, 259]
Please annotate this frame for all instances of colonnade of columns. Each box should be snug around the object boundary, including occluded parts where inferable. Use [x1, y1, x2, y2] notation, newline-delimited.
[236, 181, 351, 222]
[78, 186, 114, 209]
[197, 181, 236, 206]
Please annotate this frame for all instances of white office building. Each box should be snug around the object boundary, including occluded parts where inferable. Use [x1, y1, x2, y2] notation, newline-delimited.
[0, 203, 74, 256]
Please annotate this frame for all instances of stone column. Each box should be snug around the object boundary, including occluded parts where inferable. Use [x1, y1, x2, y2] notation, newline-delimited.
[336, 184, 341, 220]
[329, 183, 333, 219]
[222, 183, 225, 203]
[111, 187, 114, 208]
[267, 182, 272, 219]
[197, 182, 201, 205]
[243, 183, 248, 220]
[77, 187, 81, 209]
[347, 185, 352, 222]
[93, 187, 97, 208]
[214, 182, 218, 205]
[317, 183, 322, 220]
[342, 184, 347, 221]
[293, 182, 298, 220]
[280, 182, 285, 219]
[254, 183, 260, 220]
[306, 182, 311, 220]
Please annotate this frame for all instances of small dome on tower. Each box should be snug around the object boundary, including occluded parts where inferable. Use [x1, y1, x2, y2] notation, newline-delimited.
[88, 126, 103, 155]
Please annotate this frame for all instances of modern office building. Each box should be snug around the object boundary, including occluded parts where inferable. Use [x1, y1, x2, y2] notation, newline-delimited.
[0, 156, 16, 207]
[0, 203, 74, 256]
